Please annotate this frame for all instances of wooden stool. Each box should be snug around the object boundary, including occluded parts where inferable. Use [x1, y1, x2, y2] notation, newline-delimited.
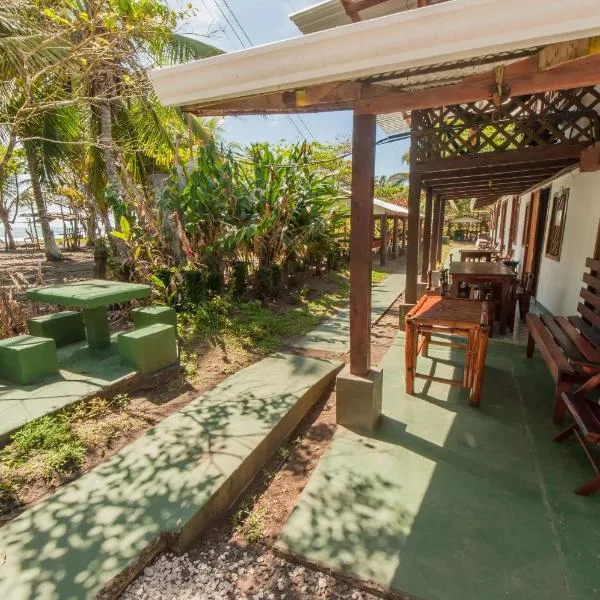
[405, 295, 490, 407]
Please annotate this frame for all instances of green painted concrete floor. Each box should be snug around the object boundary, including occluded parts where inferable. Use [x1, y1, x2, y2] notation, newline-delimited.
[278, 335, 600, 600]
[292, 271, 405, 353]
[0, 352, 341, 600]
[0, 335, 135, 438]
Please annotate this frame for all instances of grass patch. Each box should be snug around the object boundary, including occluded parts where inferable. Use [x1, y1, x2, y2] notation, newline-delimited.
[0, 393, 142, 513]
[179, 270, 350, 355]
[232, 502, 268, 544]
[372, 269, 390, 284]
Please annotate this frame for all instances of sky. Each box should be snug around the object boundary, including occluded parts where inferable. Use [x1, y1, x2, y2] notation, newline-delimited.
[169, 0, 410, 176]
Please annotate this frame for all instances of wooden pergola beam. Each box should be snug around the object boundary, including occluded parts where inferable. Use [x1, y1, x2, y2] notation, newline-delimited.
[357, 52, 600, 114]
[187, 81, 370, 116]
[422, 164, 573, 184]
[432, 177, 558, 193]
[421, 187, 434, 282]
[349, 112, 376, 376]
[413, 143, 586, 173]
[439, 188, 531, 200]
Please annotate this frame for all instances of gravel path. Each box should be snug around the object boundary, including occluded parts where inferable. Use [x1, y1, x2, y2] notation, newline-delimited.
[121, 534, 381, 600]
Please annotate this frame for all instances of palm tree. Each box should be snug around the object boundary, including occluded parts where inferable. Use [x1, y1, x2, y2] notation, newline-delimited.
[67, 0, 222, 225]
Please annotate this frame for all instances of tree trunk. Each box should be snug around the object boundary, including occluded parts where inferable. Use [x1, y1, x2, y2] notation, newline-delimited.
[99, 97, 124, 255]
[1, 212, 16, 250]
[0, 189, 16, 250]
[25, 144, 62, 261]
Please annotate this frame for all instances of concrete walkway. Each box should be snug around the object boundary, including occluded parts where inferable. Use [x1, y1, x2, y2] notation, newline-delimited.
[278, 335, 600, 600]
[0, 353, 341, 600]
[292, 270, 406, 353]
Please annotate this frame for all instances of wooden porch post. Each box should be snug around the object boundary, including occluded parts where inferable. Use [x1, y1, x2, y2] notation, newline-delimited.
[420, 187, 433, 282]
[401, 218, 406, 250]
[405, 174, 422, 303]
[437, 199, 446, 264]
[380, 214, 387, 266]
[429, 194, 441, 272]
[392, 216, 399, 257]
[350, 112, 376, 376]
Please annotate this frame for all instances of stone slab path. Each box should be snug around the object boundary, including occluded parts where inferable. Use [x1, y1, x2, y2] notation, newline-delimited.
[292, 272, 405, 353]
[0, 352, 341, 600]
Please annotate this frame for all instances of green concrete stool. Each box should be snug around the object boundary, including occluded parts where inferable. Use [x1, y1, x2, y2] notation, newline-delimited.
[118, 323, 177, 374]
[28, 311, 86, 347]
[0, 335, 59, 385]
[132, 306, 177, 329]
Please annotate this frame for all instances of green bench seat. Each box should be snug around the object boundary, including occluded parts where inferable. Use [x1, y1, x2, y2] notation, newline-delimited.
[132, 306, 177, 329]
[0, 335, 59, 385]
[118, 323, 177, 374]
[28, 311, 86, 347]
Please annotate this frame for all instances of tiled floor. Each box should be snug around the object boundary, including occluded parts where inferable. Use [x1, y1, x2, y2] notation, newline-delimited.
[278, 334, 600, 600]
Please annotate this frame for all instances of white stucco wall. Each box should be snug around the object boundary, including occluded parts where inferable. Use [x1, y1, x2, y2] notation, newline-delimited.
[516, 169, 600, 315]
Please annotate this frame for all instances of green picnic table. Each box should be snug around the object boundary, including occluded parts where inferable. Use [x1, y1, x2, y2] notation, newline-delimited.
[26, 279, 151, 349]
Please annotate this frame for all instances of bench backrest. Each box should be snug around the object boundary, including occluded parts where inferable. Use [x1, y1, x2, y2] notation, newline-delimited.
[574, 257, 600, 347]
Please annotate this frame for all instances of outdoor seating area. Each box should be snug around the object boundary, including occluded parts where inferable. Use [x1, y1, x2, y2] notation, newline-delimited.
[277, 333, 600, 600]
[4, 1, 600, 599]
[527, 254, 600, 426]
[0, 279, 179, 438]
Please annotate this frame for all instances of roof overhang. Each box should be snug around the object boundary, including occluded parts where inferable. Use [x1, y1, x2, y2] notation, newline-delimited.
[290, 0, 418, 34]
[341, 191, 409, 216]
[150, 0, 600, 112]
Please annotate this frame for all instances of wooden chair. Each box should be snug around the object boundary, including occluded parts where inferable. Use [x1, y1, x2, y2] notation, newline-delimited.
[554, 371, 600, 495]
[526, 257, 600, 423]
[516, 272, 534, 322]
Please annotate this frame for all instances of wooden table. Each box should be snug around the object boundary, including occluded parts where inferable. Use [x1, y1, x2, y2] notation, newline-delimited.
[449, 261, 516, 335]
[405, 294, 490, 406]
[458, 249, 497, 262]
[27, 279, 151, 349]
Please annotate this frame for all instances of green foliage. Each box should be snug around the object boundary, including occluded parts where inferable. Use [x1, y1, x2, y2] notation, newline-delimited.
[232, 503, 268, 544]
[158, 140, 349, 300]
[3, 415, 86, 478]
[182, 268, 207, 305]
[231, 261, 248, 299]
[184, 271, 350, 355]
[1, 393, 132, 485]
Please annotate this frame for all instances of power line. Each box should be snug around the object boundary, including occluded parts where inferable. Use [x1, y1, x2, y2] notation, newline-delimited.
[200, 0, 237, 47]
[220, 0, 253, 47]
[212, 0, 316, 141]
[210, 0, 247, 48]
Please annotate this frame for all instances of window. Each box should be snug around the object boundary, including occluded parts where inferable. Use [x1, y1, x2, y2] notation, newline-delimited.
[545, 188, 569, 260]
[522, 201, 531, 246]
[508, 197, 519, 249]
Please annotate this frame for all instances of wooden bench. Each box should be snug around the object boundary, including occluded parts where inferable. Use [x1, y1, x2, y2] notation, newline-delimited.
[554, 371, 600, 495]
[526, 257, 600, 423]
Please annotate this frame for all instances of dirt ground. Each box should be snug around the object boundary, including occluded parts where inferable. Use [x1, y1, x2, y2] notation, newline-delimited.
[0, 247, 94, 287]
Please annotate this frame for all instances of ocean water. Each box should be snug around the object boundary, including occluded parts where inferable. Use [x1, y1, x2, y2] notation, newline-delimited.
[1, 219, 66, 243]
[1, 204, 82, 243]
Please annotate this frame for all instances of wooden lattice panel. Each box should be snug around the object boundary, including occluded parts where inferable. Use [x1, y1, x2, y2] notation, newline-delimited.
[414, 87, 600, 162]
